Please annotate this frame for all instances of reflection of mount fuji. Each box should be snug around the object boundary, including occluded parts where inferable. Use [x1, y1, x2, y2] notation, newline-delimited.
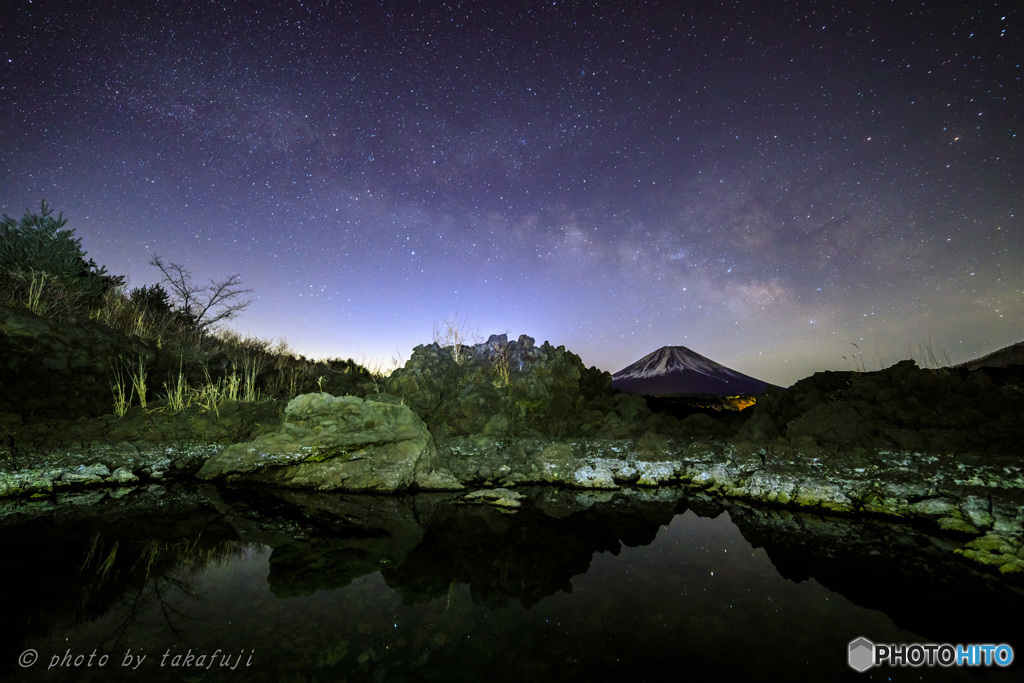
[611, 345, 775, 396]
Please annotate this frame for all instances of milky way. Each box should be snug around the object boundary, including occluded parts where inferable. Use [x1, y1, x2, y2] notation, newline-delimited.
[3, 1, 1021, 384]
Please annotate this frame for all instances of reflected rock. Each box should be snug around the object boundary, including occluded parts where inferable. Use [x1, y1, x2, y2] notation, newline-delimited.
[724, 500, 1024, 645]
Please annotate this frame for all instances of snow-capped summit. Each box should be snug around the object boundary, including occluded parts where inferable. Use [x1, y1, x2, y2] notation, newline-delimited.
[611, 345, 774, 396]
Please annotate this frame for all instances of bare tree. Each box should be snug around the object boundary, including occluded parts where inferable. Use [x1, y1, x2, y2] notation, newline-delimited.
[149, 255, 253, 332]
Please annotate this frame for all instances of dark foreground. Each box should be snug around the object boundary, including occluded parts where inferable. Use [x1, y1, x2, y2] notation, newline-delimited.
[1, 485, 1021, 682]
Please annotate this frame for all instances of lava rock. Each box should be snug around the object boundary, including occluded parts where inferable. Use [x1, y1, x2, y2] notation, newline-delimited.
[384, 333, 659, 441]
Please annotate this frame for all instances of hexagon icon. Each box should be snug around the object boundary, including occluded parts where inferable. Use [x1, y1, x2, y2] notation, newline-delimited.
[848, 637, 875, 672]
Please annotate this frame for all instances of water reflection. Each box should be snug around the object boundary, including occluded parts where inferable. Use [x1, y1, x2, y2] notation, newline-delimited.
[1, 485, 1020, 681]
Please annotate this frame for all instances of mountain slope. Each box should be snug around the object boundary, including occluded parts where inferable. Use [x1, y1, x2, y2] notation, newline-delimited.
[611, 345, 775, 396]
[957, 340, 1024, 371]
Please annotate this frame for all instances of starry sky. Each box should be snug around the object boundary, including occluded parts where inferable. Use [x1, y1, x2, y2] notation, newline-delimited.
[3, 0, 1022, 385]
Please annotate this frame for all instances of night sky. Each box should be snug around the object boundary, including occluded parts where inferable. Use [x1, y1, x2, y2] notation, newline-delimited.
[3, 1, 1021, 385]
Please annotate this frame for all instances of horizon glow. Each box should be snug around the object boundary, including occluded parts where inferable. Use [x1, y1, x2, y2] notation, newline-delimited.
[3, 1, 1022, 385]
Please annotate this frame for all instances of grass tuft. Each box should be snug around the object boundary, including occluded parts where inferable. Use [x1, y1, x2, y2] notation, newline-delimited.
[909, 338, 953, 371]
[433, 311, 478, 365]
[110, 356, 148, 415]
[163, 365, 191, 412]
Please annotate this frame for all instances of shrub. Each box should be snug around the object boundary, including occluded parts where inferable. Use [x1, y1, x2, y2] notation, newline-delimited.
[129, 283, 173, 316]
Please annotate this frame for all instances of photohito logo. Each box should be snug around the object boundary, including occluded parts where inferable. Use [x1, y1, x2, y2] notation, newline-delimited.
[848, 637, 1014, 671]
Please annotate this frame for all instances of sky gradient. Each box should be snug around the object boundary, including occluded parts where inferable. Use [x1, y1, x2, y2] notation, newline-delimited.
[3, 0, 1021, 386]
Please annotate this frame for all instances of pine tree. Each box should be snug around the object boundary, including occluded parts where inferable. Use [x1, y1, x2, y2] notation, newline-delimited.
[0, 200, 123, 305]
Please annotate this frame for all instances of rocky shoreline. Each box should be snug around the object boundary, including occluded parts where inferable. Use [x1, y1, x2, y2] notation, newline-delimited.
[2, 403, 1023, 580]
[3, 304, 1024, 581]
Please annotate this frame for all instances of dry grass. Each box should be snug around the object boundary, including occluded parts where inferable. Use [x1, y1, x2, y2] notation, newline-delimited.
[163, 365, 191, 412]
[841, 339, 954, 374]
[491, 339, 511, 386]
[432, 311, 479, 365]
[154, 363, 244, 417]
[110, 356, 148, 416]
[111, 367, 132, 417]
[1, 268, 89, 319]
[909, 338, 953, 371]
[4, 270, 374, 417]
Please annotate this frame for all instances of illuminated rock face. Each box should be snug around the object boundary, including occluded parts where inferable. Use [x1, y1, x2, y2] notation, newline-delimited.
[384, 334, 658, 440]
[611, 345, 776, 397]
[197, 393, 444, 493]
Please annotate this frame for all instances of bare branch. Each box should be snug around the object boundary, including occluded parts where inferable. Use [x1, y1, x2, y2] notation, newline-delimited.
[149, 254, 253, 332]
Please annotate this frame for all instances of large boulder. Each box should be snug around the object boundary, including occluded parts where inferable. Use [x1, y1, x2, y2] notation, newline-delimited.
[197, 393, 451, 492]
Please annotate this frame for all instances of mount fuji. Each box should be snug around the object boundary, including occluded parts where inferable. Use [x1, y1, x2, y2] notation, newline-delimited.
[611, 346, 776, 397]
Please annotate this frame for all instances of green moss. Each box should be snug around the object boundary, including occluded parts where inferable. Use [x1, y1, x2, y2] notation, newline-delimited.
[937, 516, 980, 535]
[964, 534, 1016, 554]
[998, 560, 1024, 575]
[956, 548, 1013, 568]
[302, 447, 352, 463]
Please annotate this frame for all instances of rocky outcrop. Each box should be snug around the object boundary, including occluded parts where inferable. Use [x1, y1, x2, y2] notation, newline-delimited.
[197, 393, 456, 492]
[736, 360, 1024, 456]
[383, 333, 666, 441]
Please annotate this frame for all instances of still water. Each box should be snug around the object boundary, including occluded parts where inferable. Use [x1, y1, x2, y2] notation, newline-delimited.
[1, 485, 1020, 682]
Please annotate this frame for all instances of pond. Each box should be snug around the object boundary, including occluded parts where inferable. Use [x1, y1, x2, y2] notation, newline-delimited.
[1, 484, 1020, 682]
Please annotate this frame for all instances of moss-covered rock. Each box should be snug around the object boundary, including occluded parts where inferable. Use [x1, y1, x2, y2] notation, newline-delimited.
[197, 393, 451, 492]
